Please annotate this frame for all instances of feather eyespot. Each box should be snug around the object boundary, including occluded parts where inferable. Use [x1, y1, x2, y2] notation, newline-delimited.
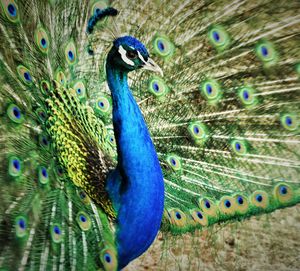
[100, 247, 117, 271]
[68, 51, 74, 60]
[51, 224, 63, 243]
[39, 111, 45, 119]
[17, 65, 33, 86]
[7, 104, 24, 124]
[38, 166, 49, 185]
[286, 117, 292, 126]
[219, 196, 236, 215]
[98, 98, 109, 111]
[153, 35, 174, 58]
[65, 41, 77, 65]
[7, 4, 16, 15]
[18, 218, 25, 229]
[279, 186, 287, 195]
[238, 87, 257, 107]
[166, 155, 182, 172]
[55, 69, 66, 86]
[251, 191, 269, 209]
[198, 198, 218, 217]
[190, 209, 208, 226]
[36, 108, 47, 122]
[13, 159, 20, 170]
[39, 134, 50, 149]
[237, 196, 244, 205]
[231, 140, 248, 155]
[9, 156, 22, 177]
[13, 107, 20, 118]
[73, 81, 86, 101]
[274, 183, 293, 204]
[224, 199, 231, 208]
[255, 41, 278, 66]
[167, 209, 187, 228]
[40, 80, 50, 95]
[35, 27, 49, 54]
[41, 38, 46, 47]
[107, 132, 116, 147]
[212, 31, 220, 42]
[54, 226, 60, 234]
[104, 253, 112, 263]
[281, 114, 298, 131]
[76, 212, 91, 231]
[1, 0, 19, 22]
[55, 165, 65, 179]
[79, 191, 86, 199]
[95, 95, 111, 117]
[148, 76, 168, 97]
[157, 41, 164, 51]
[206, 84, 212, 94]
[256, 194, 263, 202]
[15, 216, 27, 238]
[261, 46, 268, 56]
[188, 122, 208, 145]
[208, 25, 230, 51]
[153, 82, 159, 92]
[200, 79, 222, 103]
[78, 190, 90, 204]
[24, 72, 31, 81]
[175, 212, 182, 220]
[234, 195, 249, 213]
[197, 211, 203, 219]
[258, 44, 274, 61]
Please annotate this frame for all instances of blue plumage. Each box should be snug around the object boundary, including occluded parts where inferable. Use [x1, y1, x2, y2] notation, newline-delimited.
[1, 1, 300, 270]
[106, 36, 165, 269]
[113, 36, 149, 60]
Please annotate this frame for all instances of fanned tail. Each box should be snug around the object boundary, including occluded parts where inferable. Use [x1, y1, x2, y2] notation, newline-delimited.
[0, 0, 300, 270]
[110, 0, 300, 233]
[0, 0, 118, 270]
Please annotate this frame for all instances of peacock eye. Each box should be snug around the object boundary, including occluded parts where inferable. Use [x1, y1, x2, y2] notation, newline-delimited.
[126, 50, 138, 59]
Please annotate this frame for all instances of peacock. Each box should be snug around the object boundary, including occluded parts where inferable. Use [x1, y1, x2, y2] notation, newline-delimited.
[0, 0, 299, 270]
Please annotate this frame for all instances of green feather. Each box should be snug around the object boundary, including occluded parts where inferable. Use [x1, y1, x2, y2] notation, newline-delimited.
[0, 0, 300, 270]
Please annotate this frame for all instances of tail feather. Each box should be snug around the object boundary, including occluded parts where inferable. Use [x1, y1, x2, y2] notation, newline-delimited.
[121, 0, 300, 233]
[0, 0, 300, 269]
[0, 0, 117, 269]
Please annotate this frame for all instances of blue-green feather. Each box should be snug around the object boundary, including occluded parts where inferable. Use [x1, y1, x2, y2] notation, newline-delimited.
[106, 39, 164, 268]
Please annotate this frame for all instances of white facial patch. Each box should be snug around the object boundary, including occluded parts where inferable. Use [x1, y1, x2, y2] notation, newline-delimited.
[137, 51, 147, 64]
[118, 45, 134, 66]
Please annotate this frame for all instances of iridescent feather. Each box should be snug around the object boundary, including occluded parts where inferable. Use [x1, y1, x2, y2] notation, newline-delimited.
[0, 0, 300, 270]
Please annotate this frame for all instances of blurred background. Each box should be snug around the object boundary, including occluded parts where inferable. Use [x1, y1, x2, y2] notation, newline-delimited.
[126, 206, 300, 271]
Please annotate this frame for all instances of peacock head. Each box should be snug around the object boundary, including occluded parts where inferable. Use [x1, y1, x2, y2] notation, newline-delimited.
[107, 36, 163, 76]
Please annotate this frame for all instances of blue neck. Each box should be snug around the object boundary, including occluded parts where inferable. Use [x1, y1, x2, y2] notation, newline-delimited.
[105, 61, 165, 269]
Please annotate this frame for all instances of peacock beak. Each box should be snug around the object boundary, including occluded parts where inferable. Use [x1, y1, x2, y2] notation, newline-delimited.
[142, 58, 163, 77]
